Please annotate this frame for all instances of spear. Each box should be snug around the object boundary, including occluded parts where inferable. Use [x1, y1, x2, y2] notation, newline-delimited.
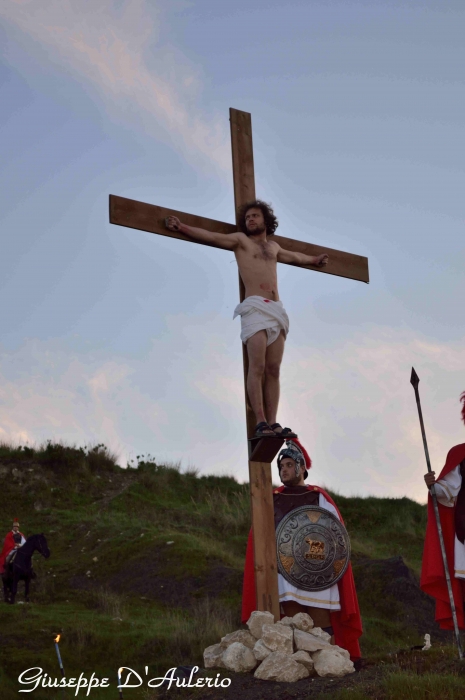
[410, 367, 463, 660]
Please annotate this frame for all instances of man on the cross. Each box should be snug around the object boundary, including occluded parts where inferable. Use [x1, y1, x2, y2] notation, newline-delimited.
[165, 200, 328, 439]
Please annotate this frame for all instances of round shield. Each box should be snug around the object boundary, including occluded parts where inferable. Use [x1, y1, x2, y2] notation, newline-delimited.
[276, 505, 351, 591]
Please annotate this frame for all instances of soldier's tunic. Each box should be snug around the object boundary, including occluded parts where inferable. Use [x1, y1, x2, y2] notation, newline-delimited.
[432, 461, 465, 579]
[274, 485, 341, 610]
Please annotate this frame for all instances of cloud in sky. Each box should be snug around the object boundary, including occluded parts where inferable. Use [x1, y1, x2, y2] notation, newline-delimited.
[0, 340, 167, 459]
[282, 329, 465, 503]
[1, 1, 464, 506]
[0, 0, 229, 170]
[1, 320, 463, 503]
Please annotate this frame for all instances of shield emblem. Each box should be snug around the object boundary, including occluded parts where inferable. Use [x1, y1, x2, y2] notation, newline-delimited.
[276, 505, 351, 591]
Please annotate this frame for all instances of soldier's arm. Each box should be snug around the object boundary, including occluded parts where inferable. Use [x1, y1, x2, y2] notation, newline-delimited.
[424, 472, 436, 487]
[165, 216, 242, 251]
[425, 465, 462, 506]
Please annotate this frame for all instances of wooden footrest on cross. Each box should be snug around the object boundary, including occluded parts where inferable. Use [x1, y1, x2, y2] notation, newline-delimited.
[248, 436, 284, 463]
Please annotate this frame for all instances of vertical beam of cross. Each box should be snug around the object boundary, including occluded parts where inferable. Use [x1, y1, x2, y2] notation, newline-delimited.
[230, 109, 280, 620]
[230, 108, 257, 441]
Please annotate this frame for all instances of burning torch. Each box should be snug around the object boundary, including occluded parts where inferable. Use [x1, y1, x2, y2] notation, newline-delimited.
[54, 634, 65, 677]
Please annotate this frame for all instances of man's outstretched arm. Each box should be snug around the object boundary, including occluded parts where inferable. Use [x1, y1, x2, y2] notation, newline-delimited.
[277, 246, 329, 268]
[165, 216, 241, 251]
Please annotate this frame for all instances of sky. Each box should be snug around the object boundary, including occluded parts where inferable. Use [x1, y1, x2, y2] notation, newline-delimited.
[0, 0, 464, 503]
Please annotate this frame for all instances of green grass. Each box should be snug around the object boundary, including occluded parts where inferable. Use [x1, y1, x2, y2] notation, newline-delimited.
[328, 492, 427, 572]
[384, 672, 465, 699]
[311, 647, 465, 699]
[0, 441, 461, 699]
[0, 595, 236, 700]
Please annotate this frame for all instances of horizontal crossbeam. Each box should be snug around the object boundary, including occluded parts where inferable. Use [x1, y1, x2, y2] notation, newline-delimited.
[109, 195, 369, 283]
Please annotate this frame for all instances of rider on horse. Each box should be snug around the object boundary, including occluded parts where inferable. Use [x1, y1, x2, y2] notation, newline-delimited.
[0, 519, 26, 574]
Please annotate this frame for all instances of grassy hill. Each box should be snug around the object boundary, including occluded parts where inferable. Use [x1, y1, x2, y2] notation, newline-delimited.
[0, 442, 462, 700]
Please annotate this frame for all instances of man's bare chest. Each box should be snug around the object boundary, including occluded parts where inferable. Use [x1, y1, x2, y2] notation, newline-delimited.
[249, 241, 278, 263]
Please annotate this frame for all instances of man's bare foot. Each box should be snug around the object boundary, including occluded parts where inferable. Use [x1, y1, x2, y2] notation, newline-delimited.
[253, 422, 277, 438]
[270, 423, 298, 438]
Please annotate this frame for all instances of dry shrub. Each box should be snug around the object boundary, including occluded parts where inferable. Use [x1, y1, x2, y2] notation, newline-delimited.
[86, 444, 119, 472]
[65, 621, 99, 661]
[37, 441, 86, 472]
[94, 587, 126, 619]
[24, 556, 56, 604]
[137, 461, 183, 491]
[143, 598, 238, 669]
[196, 489, 250, 537]
[168, 596, 237, 649]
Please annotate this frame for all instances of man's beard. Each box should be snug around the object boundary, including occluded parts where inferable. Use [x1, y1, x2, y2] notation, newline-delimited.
[281, 471, 302, 487]
[246, 223, 266, 236]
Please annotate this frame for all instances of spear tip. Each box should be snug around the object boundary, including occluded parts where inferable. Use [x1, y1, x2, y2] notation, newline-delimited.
[410, 367, 420, 388]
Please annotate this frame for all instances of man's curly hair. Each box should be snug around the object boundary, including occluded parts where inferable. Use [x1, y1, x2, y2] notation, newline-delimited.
[237, 200, 279, 236]
[460, 391, 465, 425]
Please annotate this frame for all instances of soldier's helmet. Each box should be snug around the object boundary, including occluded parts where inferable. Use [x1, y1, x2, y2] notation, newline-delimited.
[277, 439, 311, 480]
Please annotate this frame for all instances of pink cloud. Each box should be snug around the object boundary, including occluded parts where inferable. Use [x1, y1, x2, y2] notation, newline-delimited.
[1, 0, 229, 170]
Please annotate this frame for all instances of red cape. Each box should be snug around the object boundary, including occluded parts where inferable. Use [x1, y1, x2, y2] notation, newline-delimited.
[241, 485, 363, 659]
[420, 443, 465, 630]
[0, 531, 25, 574]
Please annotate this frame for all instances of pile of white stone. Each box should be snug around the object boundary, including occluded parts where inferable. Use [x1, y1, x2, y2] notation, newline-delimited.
[203, 610, 355, 683]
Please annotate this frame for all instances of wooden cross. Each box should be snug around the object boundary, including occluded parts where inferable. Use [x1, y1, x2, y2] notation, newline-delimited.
[109, 108, 369, 621]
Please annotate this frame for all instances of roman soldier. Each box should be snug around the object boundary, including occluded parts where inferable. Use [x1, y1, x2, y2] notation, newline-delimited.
[242, 439, 363, 659]
[0, 519, 26, 574]
[420, 391, 465, 630]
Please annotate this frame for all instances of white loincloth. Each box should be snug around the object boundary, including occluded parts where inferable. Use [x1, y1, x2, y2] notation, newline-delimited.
[278, 493, 341, 610]
[233, 295, 289, 347]
[433, 466, 465, 579]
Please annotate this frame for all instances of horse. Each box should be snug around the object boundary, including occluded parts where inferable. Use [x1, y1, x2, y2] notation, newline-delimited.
[2, 534, 50, 604]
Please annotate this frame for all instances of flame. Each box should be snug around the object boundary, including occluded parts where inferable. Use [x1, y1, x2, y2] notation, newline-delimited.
[118, 668, 123, 675]
[55, 634, 61, 643]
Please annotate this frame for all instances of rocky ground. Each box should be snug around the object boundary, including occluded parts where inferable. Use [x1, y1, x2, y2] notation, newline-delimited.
[204, 611, 354, 682]
[156, 650, 465, 700]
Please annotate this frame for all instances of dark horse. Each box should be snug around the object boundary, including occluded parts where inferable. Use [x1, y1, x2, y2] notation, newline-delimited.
[2, 534, 50, 604]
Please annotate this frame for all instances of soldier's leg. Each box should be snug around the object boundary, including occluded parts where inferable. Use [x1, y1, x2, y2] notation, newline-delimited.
[264, 330, 285, 427]
[281, 600, 306, 617]
[306, 606, 332, 632]
[281, 601, 335, 644]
